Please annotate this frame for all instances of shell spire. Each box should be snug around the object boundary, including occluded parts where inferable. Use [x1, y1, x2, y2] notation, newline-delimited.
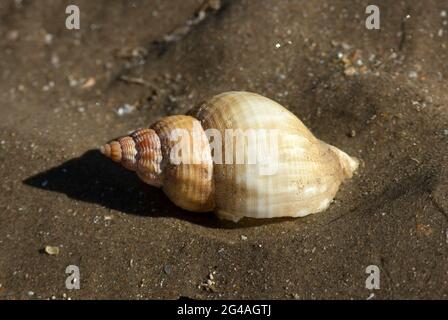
[100, 129, 164, 187]
[100, 141, 122, 163]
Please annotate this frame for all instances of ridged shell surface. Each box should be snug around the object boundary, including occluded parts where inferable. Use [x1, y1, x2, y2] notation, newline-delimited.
[151, 115, 215, 212]
[188, 91, 357, 221]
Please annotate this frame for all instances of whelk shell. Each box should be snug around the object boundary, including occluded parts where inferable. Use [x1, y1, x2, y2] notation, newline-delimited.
[100, 91, 359, 222]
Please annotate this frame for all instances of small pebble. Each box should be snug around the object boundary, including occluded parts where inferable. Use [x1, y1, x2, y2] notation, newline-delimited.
[51, 54, 60, 68]
[44, 33, 54, 45]
[44, 246, 60, 255]
[81, 77, 96, 89]
[68, 77, 78, 87]
[241, 235, 248, 241]
[349, 130, 356, 137]
[344, 66, 357, 76]
[42, 81, 55, 92]
[117, 104, 135, 116]
[163, 264, 172, 275]
[341, 42, 351, 50]
[408, 71, 418, 79]
[7, 30, 19, 41]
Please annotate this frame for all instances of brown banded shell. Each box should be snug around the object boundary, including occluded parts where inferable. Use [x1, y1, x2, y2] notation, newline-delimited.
[100, 91, 359, 222]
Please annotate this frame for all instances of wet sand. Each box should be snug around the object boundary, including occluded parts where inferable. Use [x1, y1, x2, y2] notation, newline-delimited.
[0, 0, 447, 299]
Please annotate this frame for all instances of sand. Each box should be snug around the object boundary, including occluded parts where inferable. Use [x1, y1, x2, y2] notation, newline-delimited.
[0, 0, 447, 299]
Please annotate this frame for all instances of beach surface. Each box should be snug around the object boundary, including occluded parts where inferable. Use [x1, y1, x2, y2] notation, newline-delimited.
[0, 0, 447, 299]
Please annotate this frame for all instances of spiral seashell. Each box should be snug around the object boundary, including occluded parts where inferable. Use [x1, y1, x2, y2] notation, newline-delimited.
[100, 91, 359, 222]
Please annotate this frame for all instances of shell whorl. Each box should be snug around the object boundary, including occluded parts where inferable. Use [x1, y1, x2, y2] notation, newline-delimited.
[150, 115, 215, 212]
[100, 128, 164, 187]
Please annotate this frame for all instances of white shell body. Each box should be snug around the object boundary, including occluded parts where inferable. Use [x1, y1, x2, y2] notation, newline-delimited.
[188, 92, 359, 222]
